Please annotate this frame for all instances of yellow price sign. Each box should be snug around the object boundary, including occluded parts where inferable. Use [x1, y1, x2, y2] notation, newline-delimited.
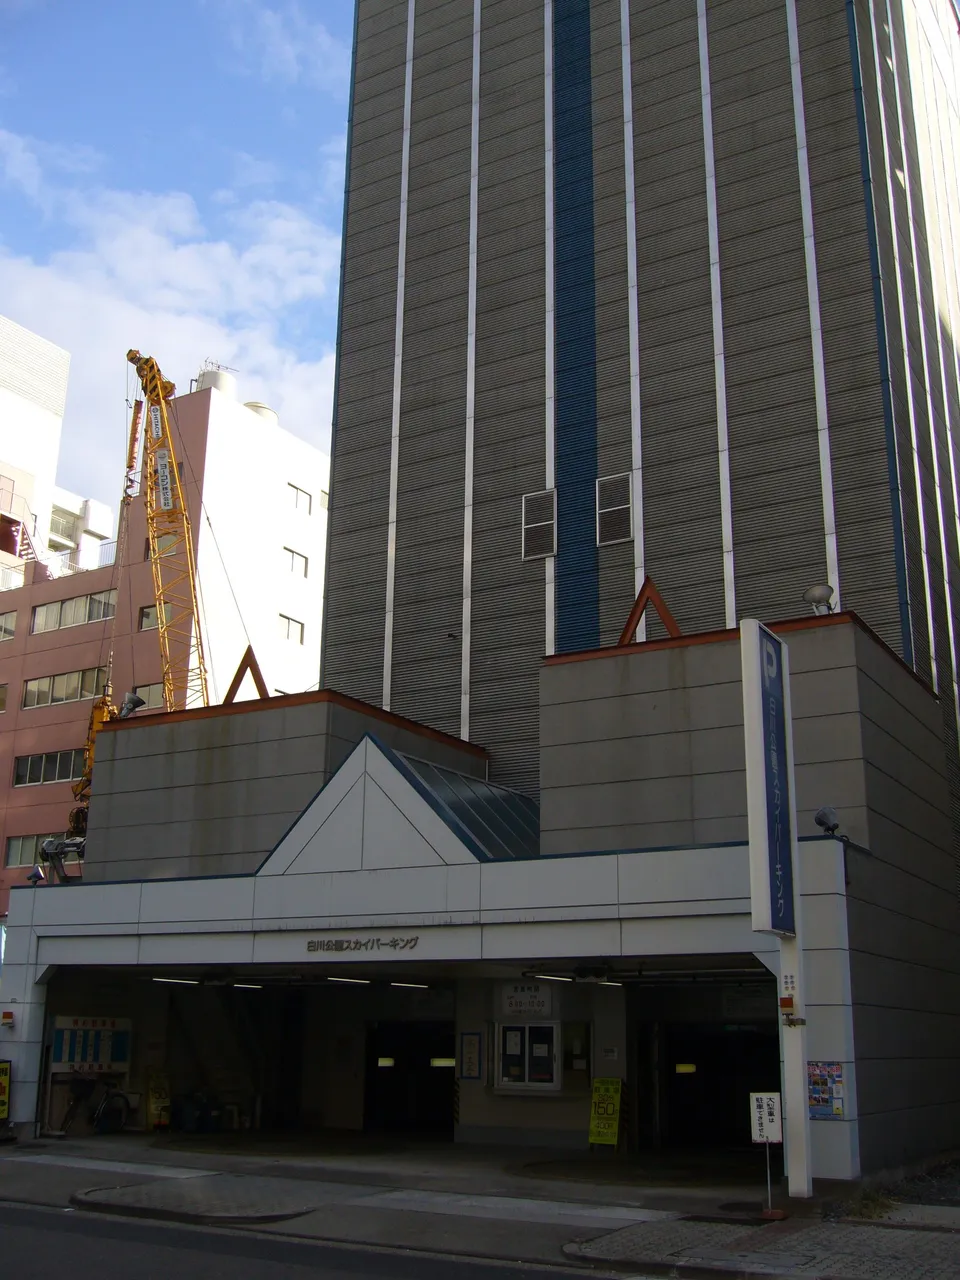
[0, 1060, 10, 1122]
[589, 1076, 621, 1145]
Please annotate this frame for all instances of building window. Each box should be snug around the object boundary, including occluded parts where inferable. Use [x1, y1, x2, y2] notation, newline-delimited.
[596, 474, 633, 546]
[138, 604, 172, 631]
[31, 589, 117, 634]
[319, 490, 329, 510]
[22, 666, 107, 709]
[521, 490, 557, 560]
[284, 547, 308, 577]
[280, 614, 305, 644]
[6, 832, 69, 868]
[0, 684, 6, 712]
[497, 1023, 560, 1090]
[133, 683, 165, 709]
[0, 610, 15, 641]
[13, 749, 85, 787]
[144, 533, 178, 560]
[288, 483, 312, 514]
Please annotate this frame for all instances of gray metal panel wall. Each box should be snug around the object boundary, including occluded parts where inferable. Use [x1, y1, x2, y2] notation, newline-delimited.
[798, 2, 902, 654]
[469, 0, 546, 794]
[323, 0, 408, 705]
[592, 0, 635, 644]
[390, 0, 473, 734]
[710, 0, 827, 623]
[539, 620, 870, 855]
[631, 0, 725, 637]
[848, 626, 960, 1171]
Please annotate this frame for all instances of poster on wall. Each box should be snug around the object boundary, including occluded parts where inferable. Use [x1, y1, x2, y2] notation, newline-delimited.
[0, 1060, 10, 1122]
[807, 1061, 845, 1119]
[459, 1033, 482, 1081]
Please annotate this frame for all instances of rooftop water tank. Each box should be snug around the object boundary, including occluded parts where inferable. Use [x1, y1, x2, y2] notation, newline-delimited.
[243, 401, 279, 426]
[196, 367, 238, 399]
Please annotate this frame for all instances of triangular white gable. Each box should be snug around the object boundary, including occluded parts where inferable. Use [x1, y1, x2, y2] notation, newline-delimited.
[258, 738, 478, 875]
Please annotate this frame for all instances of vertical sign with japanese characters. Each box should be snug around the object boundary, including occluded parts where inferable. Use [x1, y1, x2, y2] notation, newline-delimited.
[750, 1092, 783, 1144]
[0, 1060, 10, 1122]
[741, 619, 797, 936]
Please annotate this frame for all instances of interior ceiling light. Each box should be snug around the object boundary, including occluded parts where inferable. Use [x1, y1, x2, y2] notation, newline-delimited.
[529, 973, 573, 982]
[391, 982, 428, 989]
[152, 977, 199, 985]
[327, 976, 370, 985]
[234, 983, 263, 990]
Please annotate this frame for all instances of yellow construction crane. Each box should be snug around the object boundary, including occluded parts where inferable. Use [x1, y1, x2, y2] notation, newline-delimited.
[127, 348, 209, 711]
[62, 354, 210, 853]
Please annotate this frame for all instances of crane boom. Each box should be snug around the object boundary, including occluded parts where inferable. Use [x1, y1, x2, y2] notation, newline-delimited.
[127, 349, 209, 711]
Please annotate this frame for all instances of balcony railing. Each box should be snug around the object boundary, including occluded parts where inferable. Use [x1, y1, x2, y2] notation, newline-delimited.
[49, 512, 78, 542]
[0, 539, 117, 591]
[0, 562, 25, 591]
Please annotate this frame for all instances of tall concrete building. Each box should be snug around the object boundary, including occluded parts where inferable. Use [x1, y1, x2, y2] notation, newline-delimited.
[322, 0, 960, 807]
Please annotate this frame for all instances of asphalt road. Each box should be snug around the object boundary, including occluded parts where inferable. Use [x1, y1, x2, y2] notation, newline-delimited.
[0, 1203, 612, 1280]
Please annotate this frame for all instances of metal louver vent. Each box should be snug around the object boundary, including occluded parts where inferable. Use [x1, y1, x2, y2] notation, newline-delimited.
[522, 489, 556, 560]
[597, 473, 633, 546]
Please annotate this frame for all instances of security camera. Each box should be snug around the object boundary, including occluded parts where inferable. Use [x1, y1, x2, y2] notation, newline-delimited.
[26, 865, 45, 885]
[814, 806, 840, 835]
[802, 583, 835, 616]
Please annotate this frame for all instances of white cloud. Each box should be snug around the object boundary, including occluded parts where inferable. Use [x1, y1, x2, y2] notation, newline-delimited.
[0, 130, 336, 512]
[215, 0, 351, 96]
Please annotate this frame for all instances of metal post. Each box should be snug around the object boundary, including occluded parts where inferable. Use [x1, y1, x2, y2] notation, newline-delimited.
[765, 1139, 772, 1212]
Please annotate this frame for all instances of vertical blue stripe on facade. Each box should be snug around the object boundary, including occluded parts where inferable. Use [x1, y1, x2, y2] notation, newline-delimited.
[554, 0, 600, 653]
[844, 0, 913, 665]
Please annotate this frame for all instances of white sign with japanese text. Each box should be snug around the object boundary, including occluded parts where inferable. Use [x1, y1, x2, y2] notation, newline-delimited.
[500, 981, 552, 1018]
[750, 1092, 783, 1144]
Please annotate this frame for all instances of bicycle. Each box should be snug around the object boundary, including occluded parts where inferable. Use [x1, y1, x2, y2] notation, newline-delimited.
[60, 1076, 130, 1135]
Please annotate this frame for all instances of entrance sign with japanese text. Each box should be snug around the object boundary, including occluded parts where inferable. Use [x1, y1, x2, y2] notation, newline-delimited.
[589, 1077, 622, 1145]
[741, 619, 797, 936]
[500, 981, 552, 1018]
[750, 1092, 783, 1144]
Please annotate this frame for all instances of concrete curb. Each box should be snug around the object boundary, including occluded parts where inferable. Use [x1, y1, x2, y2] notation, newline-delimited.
[69, 1188, 313, 1226]
[67, 1193, 607, 1271]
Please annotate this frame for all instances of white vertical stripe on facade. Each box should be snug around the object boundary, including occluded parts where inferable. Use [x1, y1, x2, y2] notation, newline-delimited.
[902, 7, 960, 731]
[460, 0, 482, 741]
[619, 0, 645, 638]
[697, 0, 735, 630]
[784, 0, 841, 609]
[865, 0, 938, 689]
[544, 0, 556, 657]
[382, 0, 417, 711]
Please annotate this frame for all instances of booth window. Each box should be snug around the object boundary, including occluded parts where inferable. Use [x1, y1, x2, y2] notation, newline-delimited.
[497, 1023, 560, 1090]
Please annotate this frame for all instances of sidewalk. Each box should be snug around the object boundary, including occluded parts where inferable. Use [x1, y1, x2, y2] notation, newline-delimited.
[0, 1136, 958, 1277]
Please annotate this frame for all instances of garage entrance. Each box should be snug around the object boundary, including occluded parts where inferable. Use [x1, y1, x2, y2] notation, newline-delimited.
[664, 1021, 781, 1147]
[364, 1020, 456, 1138]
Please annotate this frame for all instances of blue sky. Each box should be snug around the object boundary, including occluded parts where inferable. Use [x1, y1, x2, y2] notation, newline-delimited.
[0, 0, 354, 508]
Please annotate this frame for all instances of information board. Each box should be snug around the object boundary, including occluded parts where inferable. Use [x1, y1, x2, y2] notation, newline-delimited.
[0, 1060, 10, 1122]
[51, 1017, 132, 1075]
[589, 1077, 622, 1145]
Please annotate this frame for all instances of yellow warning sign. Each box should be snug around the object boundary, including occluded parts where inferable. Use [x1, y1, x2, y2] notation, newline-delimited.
[589, 1076, 622, 1145]
[0, 1060, 10, 1122]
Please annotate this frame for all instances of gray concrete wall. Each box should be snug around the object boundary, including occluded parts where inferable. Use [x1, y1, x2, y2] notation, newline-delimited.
[847, 625, 960, 1172]
[539, 617, 868, 855]
[84, 697, 486, 882]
